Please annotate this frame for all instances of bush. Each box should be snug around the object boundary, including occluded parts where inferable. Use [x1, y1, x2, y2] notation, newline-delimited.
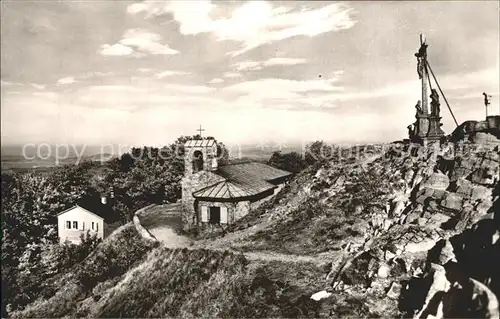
[268, 151, 306, 173]
[12, 225, 157, 318]
[75, 226, 157, 291]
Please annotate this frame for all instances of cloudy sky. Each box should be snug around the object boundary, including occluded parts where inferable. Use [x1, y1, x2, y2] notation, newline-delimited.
[1, 1, 499, 147]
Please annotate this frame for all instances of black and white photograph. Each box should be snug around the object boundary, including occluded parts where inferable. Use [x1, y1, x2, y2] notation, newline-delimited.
[1, 1, 499, 318]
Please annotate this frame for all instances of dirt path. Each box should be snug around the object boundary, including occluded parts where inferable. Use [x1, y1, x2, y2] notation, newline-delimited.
[148, 226, 192, 248]
[137, 204, 338, 265]
[243, 250, 338, 264]
[138, 204, 192, 248]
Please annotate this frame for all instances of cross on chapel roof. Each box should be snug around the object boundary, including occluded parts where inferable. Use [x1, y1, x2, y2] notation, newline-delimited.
[197, 125, 205, 137]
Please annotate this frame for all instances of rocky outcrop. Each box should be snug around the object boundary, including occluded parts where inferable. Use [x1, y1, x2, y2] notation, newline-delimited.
[322, 140, 499, 318]
[402, 210, 500, 318]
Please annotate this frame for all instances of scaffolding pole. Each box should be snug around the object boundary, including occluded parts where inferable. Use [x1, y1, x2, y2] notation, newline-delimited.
[425, 60, 459, 127]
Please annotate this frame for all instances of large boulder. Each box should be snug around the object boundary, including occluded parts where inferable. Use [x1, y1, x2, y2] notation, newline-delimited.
[471, 159, 500, 186]
[427, 239, 457, 266]
[387, 282, 403, 300]
[440, 192, 464, 211]
[415, 263, 451, 318]
[455, 178, 473, 197]
[485, 149, 500, 163]
[471, 185, 493, 202]
[421, 172, 450, 191]
[472, 132, 500, 148]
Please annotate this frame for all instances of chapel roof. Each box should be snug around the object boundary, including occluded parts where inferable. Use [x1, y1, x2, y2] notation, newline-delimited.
[217, 162, 292, 183]
[192, 162, 292, 200]
[184, 139, 216, 148]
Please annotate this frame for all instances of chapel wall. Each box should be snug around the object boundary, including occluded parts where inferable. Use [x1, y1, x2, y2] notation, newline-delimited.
[197, 201, 235, 232]
[181, 171, 224, 230]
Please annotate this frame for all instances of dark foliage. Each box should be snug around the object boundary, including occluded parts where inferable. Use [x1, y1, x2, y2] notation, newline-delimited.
[1, 135, 198, 316]
[267, 151, 306, 173]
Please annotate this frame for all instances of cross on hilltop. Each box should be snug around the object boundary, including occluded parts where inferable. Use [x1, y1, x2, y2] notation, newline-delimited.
[197, 125, 205, 137]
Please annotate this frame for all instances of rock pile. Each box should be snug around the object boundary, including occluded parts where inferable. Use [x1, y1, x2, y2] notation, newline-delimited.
[322, 139, 499, 318]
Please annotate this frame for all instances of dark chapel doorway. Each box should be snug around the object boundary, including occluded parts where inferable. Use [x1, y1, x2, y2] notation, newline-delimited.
[209, 207, 220, 224]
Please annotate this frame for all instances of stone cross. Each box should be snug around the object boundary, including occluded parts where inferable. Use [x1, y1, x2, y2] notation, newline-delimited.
[197, 125, 205, 137]
[415, 34, 429, 115]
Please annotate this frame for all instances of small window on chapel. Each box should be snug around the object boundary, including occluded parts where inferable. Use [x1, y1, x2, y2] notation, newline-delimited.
[73, 221, 78, 229]
[192, 150, 204, 173]
[66, 221, 71, 229]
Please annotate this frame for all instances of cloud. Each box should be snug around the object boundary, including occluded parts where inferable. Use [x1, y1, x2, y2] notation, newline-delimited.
[99, 28, 179, 57]
[99, 43, 134, 56]
[31, 83, 46, 90]
[164, 83, 215, 94]
[334, 67, 500, 102]
[52, 79, 221, 114]
[1, 80, 23, 87]
[231, 57, 307, 72]
[32, 91, 58, 99]
[208, 78, 224, 84]
[232, 61, 262, 71]
[284, 66, 499, 111]
[121, 29, 179, 55]
[223, 72, 242, 78]
[57, 77, 75, 85]
[221, 75, 345, 110]
[155, 70, 191, 79]
[127, 1, 357, 56]
[264, 58, 306, 66]
[225, 77, 343, 94]
[438, 67, 499, 93]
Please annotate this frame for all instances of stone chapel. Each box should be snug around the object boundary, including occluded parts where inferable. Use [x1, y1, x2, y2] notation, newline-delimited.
[180, 137, 292, 231]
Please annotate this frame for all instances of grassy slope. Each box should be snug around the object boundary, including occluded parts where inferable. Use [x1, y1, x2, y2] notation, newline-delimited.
[14, 226, 324, 318]
[20, 142, 496, 318]
[221, 154, 393, 255]
[12, 225, 158, 318]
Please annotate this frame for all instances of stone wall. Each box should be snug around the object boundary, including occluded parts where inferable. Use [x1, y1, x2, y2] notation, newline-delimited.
[133, 204, 157, 242]
[181, 171, 225, 230]
[451, 115, 500, 142]
[234, 201, 251, 220]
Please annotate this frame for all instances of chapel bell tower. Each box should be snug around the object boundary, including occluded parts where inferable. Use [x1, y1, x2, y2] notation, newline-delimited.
[184, 129, 218, 175]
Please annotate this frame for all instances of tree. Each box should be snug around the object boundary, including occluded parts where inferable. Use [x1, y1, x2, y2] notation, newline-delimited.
[267, 151, 305, 173]
[217, 142, 230, 166]
[1, 169, 96, 315]
[304, 141, 334, 166]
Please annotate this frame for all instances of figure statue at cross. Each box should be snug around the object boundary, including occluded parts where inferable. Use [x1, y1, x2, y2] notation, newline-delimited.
[483, 92, 492, 117]
[415, 34, 428, 80]
[415, 43, 428, 79]
[483, 92, 491, 107]
[197, 125, 205, 137]
[415, 100, 423, 116]
[430, 89, 441, 116]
